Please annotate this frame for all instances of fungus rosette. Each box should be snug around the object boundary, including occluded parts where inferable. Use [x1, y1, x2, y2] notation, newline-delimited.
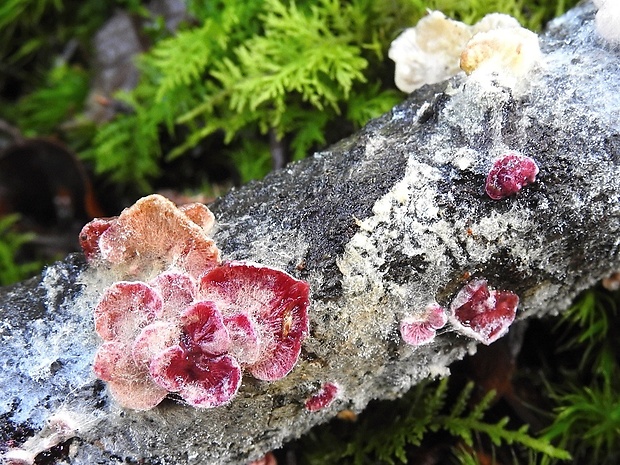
[84, 195, 311, 410]
[448, 279, 519, 345]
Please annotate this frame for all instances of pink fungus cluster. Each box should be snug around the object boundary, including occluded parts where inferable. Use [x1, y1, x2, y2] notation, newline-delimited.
[305, 382, 341, 412]
[81, 195, 310, 410]
[399, 280, 519, 347]
[449, 278, 518, 345]
[485, 152, 539, 200]
[399, 303, 447, 346]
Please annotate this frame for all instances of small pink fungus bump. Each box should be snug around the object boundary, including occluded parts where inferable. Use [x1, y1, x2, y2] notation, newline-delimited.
[400, 303, 448, 346]
[248, 452, 277, 465]
[305, 382, 341, 412]
[449, 278, 519, 345]
[485, 152, 539, 200]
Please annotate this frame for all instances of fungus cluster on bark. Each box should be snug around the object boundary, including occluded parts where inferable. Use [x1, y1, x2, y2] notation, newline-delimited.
[399, 279, 519, 348]
[81, 195, 310, 410]
[388, 11, 542, 93]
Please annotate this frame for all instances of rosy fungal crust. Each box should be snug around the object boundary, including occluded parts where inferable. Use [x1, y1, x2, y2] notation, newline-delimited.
[400, 303, 447, 346]
[199, 262, 311, 381]
[485, 152, 539, 200]
[305, 382, 340, 412]
[449, 279, 519, 345]
[86, 195, 311, 410]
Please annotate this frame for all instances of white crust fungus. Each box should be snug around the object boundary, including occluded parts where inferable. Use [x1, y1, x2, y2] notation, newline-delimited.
[593, 0, 620, 44]
[389, 11, 541, 93]
[389, 11, 471, 93]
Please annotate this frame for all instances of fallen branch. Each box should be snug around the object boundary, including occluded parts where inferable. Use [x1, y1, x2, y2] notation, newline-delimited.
[1, 2, 619, 464]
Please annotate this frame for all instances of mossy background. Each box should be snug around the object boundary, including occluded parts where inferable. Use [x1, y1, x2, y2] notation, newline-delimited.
[1, 0, 578, 195]
[4, 1, 620, 464]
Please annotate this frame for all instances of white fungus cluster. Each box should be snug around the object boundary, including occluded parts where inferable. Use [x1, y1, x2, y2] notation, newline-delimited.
[389, 11, 542, 93]
[593, 0, 620, 44]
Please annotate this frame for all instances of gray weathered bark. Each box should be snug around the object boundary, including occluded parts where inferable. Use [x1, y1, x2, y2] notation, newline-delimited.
[1, 2, 619, 463]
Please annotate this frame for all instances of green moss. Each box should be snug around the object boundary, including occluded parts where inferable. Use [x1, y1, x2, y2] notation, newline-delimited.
[0, 214, 45, 286]
[541, 288, 620, 465]
[297, 378, 569, 464]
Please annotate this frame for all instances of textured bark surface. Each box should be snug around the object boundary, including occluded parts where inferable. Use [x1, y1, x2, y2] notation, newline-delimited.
[1, 2, 619, 463]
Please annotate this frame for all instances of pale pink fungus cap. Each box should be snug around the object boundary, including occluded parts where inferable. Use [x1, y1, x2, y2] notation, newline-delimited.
[93, 341, 168, 410]
[94, 282, 163, 342]
[400, 303, 447, 346]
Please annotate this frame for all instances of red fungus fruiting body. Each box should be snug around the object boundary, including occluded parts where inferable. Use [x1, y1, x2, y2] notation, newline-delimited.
[248, 452, 277, 465]
[83, 195, 311, 410]
[449, 278, 519, 345]
[199, 262, 310, 381]
[150, 346, 242, 408]
[485, 152, 539, 200]
[79, 218, 112, 261]
[400, 303, 447, 346]
[305, 382, 341, 412]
